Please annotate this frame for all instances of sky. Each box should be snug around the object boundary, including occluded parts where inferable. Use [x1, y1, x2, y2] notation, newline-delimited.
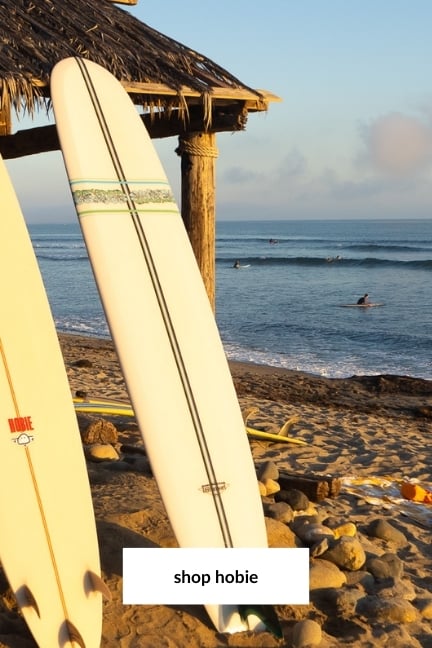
[6, 0, 432, 222]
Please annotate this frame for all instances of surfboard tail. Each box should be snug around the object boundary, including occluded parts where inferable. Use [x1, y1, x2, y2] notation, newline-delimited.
[239, 604, 282, 638]
[16, 585, 40, 617]
[208, 604, 282, 637]
[85, 570, 112, 600]
[64, 619, 86, 648]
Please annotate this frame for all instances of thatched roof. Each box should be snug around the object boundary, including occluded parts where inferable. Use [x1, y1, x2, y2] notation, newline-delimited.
[0, 0, 278, 128]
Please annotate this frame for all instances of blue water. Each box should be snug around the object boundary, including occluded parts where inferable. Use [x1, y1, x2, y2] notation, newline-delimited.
[29, 219, 432, 380]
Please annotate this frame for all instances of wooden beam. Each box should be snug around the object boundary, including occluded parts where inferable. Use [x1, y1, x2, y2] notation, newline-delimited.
[145, 104, 248, 138]
[123, 83, 281, 110]
[32, 76, 281, 109]
[0, 105, 248, 159]
[0, 124, 59, 159]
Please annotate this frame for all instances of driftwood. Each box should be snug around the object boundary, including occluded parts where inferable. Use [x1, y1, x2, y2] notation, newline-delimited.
[278, 471, 341, 502]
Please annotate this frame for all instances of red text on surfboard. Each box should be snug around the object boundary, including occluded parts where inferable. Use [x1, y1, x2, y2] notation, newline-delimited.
[8, 416, 34, 433]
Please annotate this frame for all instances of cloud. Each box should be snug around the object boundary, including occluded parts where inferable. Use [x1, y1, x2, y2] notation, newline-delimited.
[359, 112, 432, 175]
[222, 148, 307, 187]
[222, 165, 263, 184]
[274, 149, 308, 181]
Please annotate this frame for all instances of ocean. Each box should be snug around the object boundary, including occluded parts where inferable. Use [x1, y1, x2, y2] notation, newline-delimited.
[29, 219, 432, 380]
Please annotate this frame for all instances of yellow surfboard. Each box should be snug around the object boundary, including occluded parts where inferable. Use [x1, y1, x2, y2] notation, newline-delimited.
[246, 426, 307, 445]
[73, 396, 307, 445]
[73, 394, 134, 416]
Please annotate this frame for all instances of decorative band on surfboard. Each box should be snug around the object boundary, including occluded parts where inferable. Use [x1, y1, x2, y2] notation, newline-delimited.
[72, 187, 175, 205]
[74, 56, 234, 548]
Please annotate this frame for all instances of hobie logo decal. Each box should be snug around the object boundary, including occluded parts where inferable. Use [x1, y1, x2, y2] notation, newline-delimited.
[12, 433, 35, 446]
[8, 416, 35, 446]
[8, 416, 34, 434]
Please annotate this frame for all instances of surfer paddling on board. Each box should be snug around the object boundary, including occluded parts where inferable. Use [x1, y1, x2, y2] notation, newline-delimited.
[233, 259, 240, 269]
[357, 293, 369, 305]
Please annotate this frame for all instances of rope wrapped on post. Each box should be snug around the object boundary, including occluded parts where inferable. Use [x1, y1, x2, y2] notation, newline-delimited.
[176, 137, 219, 158]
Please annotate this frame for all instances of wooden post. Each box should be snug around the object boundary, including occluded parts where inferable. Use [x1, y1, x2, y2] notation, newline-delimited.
[176, 132, 218, 311]
[0, 98, 11, 137]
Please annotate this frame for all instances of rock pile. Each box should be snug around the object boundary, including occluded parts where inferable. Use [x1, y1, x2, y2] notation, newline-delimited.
[258, 460, 432, 647]
[78, 417, 432, 647]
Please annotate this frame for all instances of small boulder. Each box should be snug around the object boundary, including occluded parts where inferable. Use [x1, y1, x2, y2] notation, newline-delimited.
[322, 536, 366, 571]
[86, 444, 119, 462]
[309, 558, 347, 590]
[367, 519, 408, 547]
[81, 418, 118, 445]
[366, 553, 404, 581]
[258, 461, 279, 482]
[265, 517, 299, 548]
[275, 489, 309, 511]
[291, 619, 322, 647]
[263, 478, 280, 496]
[265, 501, 293, 524]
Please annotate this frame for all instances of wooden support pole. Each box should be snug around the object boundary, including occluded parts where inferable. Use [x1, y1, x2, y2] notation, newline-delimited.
[0, 99, 11, 137]
[176, 132, 218, 310]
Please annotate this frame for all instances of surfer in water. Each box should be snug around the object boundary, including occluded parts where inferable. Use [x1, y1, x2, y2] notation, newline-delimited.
[233, 259, 240, 269]
[357, 293, 369, 305]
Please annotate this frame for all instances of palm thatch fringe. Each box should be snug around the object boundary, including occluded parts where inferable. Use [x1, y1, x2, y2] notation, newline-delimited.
[0, 0, 262, 127]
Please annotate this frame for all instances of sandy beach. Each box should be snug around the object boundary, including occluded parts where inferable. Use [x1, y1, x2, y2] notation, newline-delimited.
[1, 333, 432, 648]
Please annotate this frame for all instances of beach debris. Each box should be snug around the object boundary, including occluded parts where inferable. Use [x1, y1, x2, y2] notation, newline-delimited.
[401, 481, 432, 503]
[343, 476, 432, 527]
[278, 471, 341, 502]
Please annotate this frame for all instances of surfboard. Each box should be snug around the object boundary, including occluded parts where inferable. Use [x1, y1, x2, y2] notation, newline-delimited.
[51, 57, 271, 635]
[72, 395, 306, 445]
[339, 303, 384, 308]
[246, 427, 307, 445]
[73, 394, 134, 417]
[0, 153, 105, 647]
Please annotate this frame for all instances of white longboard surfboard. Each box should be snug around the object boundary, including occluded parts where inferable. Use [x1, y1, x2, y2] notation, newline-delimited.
[51, 57, 271, 635]
[0, 153, 105, 647]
